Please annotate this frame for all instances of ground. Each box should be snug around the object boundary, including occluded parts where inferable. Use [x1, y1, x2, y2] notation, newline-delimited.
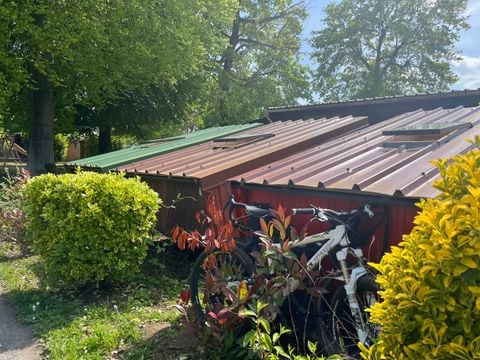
[0, 239, 200, 360]
[0, 284, 42, 360]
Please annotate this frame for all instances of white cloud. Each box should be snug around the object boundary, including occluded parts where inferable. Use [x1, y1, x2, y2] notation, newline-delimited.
[453, 55, 480, 89]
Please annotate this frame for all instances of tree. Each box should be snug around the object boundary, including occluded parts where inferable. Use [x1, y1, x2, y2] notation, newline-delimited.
[0, 1, 234, 173]
[75, 79, 206, 154]
[205, 0, 311, 126]
[310, 0, 469, 101]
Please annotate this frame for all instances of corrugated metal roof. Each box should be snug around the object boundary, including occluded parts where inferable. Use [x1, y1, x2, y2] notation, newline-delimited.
[266, 89, 480, 125]
[233, 106, 480, 199]
[66, 123, 262, 171]
[118, 115, 369, 189]
[267, 89, 480, 111]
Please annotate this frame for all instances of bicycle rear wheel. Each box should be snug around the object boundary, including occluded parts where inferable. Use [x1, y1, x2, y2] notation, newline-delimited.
[328, 274, 379, 356]
[190, 247, 255, 323]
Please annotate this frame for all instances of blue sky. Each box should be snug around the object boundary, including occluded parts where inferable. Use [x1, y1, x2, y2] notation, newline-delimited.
[301, 0, 480, 90]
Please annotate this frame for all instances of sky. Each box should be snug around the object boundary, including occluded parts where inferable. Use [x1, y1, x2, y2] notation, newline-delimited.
[301, 0, 480, 91]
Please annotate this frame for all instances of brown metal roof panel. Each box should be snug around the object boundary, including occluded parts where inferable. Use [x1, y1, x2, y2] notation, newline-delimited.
[402, 174, 442, 198]
[236, 112, 422, 183]
[365, 126, 479, 195]
[198, 117, 368, 189]
[154, 121, 310, 175]
[119, 115, 368, 185]
[236, 109, 440, 185]
[315, 148, 413, 189]
[125, 109, 434, 175]
[128, 119, 329, 175]
[232, 106, 480, 198]
[118, 122, 287, 172]
[263, 143, 388, 186]
[179, 119, 340, 172]
[255, 109, 441, 183]
[190, 116, 367, 179]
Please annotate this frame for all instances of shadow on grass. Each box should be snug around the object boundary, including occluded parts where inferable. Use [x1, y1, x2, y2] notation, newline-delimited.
[0, 240, 34, 262]
[118, 322, 199, 360]
[0, 242, 196, 359]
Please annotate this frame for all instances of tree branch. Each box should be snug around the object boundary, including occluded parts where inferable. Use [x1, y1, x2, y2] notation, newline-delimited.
[238, 3, 302, 25]
[238, 38, 282, 50]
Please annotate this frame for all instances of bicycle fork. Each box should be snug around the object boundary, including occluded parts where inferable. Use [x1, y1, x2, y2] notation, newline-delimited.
[336, 247, 371, 345]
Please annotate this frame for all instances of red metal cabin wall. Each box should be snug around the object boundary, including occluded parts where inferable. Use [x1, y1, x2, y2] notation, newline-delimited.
[204, 183, 233, 215]
[232, 186, 419, 262]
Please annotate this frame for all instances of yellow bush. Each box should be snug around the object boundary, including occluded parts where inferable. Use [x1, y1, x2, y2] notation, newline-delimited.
[363, 136, 480, 360]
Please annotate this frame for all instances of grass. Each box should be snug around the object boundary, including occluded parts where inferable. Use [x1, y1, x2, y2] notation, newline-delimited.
[0, 240, 197, 359]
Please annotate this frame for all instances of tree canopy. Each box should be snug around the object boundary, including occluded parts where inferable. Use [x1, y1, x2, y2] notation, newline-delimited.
[0, 0, 236, 172]
[310, 0, 469, 101]
[205, 0, 311, 126]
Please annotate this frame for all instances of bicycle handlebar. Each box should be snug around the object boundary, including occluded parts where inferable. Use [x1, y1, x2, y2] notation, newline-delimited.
[291, 208, 316, 216]
[226, 195, 375, 229]
[291, 204, 374, 222]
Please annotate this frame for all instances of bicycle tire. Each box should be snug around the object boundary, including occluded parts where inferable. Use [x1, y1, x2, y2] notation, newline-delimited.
[190, 247, 255, 323]
[328, 274, 379, 356]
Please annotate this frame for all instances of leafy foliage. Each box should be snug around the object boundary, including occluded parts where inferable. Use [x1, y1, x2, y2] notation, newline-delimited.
[310, 0, 469, 100]
[241, 301, 341, 360]
[173, 197, 334, 358]
[172, 194, 236, 253]
[0, 0, 237, 172]
[206, 0, 311, 125]
[363, 136, 480, 359]
[23, 171, 160, 287]
[0, 169, 29, 242]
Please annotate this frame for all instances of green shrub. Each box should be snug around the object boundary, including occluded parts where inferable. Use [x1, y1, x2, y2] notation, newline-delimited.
[23, 171, 160, 287]
[363, 137, 480, 359]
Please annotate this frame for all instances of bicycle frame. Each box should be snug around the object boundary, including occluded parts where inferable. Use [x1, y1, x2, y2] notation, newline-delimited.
[290, 224, 350, 271]
[290, 222, 374, 345]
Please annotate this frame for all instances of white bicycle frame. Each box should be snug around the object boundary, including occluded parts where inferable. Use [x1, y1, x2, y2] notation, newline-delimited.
[289, 222, 374, 345]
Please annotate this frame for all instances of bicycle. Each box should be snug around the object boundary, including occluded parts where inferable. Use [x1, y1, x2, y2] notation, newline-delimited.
[189, 196, 384, 356]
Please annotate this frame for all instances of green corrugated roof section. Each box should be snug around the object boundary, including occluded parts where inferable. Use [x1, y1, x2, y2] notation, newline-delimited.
[66, 123, 262, 171]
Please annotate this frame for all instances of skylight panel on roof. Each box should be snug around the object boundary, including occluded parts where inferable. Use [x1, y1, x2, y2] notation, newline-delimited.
[383, 122, 472, 148]
[212, 133, 274, 149]
[382, 122, 470, 136]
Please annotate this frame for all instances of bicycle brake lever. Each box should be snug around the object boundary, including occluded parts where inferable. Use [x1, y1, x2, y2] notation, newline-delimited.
[316, 212, 329, 222]
[363, 204, 374, 218]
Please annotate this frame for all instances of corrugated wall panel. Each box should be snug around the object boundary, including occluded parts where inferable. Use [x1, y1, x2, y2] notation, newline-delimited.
[135, 175, 204, 233]
[233, 184, 419, 261]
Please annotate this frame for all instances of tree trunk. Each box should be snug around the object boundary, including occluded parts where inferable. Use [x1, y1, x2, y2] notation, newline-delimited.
[219, 10, 241, 124]
[28, 69, 55, 175]
[98, 126, 112, 154]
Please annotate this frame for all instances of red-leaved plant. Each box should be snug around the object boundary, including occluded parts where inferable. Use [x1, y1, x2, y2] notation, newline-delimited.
[172, 196, 328, 358]
[172, 194, 236, 253]
[172, 195, 252, 357]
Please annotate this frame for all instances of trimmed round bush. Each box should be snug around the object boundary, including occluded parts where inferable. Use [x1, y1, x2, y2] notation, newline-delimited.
[363, 137, 480, 359]
[23, 171, 160, 287]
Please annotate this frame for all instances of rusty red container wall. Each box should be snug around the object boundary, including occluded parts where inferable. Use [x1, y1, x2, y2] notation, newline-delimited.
[132, 174, 204, 234]
[231, 184, 419, 262]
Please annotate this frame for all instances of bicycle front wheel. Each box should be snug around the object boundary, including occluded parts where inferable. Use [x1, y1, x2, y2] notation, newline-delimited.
[190, 247, 255, 323]
[329, 274, 379, 356]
